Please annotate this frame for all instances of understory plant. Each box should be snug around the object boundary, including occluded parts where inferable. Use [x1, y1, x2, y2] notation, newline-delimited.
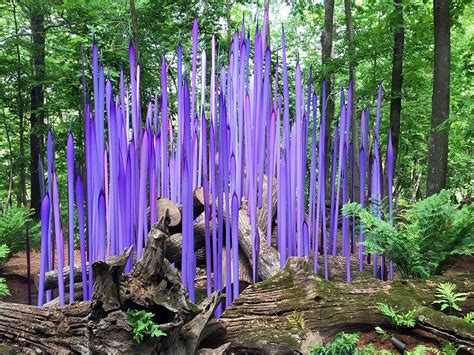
[463, 312, 474, 323]
[441, 341, 464, 354]
[374, 326, 390, 341]
[376, 303, 417, 330]
[342, 190, 474, 278]
[0, 244, 8, 271]
[0, 277, 9, 297]
[432, 282, 467, 315]
[127, 309, 166, 343]
[354, 343, 393, 354]
[309, 332, 361, 354]
[406, 190, 474, 275]
[0, 244, 10, 296]
[0, 206, 40, 262]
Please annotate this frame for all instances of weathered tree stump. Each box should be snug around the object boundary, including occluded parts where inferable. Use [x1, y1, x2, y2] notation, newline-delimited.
[0, 216, 221, 354]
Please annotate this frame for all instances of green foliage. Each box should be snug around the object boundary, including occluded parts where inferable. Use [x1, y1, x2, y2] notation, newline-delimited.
[0, 244, 9, 265]
[463, 312, 474, 324]
[0, 206, 40, 261]
[405, 345, 439, 355]
[354, 343, 394, 354]
[309, 332, 361, 355]
[0, 245, 10, 296]
[441, 341, 464, 355]
[374, 326, 389, 341]
[0, 277, 9, 297]
[342, 202, 427, 278]
[127, 309, 166, 343]
[405, 190, 474, 275]
[343, 190, 474, 278]
[432, 282, 468, 314]
[376, 303, 417, 329]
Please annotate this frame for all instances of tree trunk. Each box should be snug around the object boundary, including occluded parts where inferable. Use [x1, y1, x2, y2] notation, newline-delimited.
[29, 4, 46, 218]
[426, 0, 450, 196]
[12, 2, 26, 206]
[202, 258, 474, 353]
[1, 108, 15, 206]
[321, 0, 335, 194]
[343, 0, 360, 203]
[130, 0, 140, 64]
[389, 0, 404, 173]
[226, 0, 232, 47]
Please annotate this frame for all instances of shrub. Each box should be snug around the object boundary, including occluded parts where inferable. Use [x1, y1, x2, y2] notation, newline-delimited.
[0, 244, 8, 296]
[342, 202, 427, 278]
[432, 282, 467, 315]
[406, 190, 474, 275]
[127, 309, 166, 343]
[342, 190, 474, 278]
[376, 303, 417, 329]
[0, 206, 40, 262]
[309, 332, 361, 355]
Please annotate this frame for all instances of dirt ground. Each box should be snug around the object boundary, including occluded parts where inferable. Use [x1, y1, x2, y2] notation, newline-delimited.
[358, 329, 440, 353]
[0, 246, 82, 305]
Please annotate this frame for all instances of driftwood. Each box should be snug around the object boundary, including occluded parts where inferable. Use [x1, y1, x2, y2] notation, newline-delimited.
[201, 257, 474, 354]
[0, 215, 221, 354]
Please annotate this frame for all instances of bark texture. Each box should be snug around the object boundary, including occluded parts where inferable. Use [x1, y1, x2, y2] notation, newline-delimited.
[29, 3, 46, 218]
[203, 258, 474, 354]
[389, 0, 404, 172]
[426, 0, 450, 196]
[321, 0, 335, 143]
[0, 217, 221, 354]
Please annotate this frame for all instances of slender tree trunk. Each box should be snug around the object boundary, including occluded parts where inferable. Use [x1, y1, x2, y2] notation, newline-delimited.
[322, 0, 335, 196]
[343, 0, 360, 203]
[226, 0, 232, 47]
[130, 0, 140, 64]
[389, 0, 404, 173]
[321, 0, 335, 141]
[29, 4, 46, 218]
[426, 0, 450, 196]
[13, 1, 26, 206]
[1, 108, 14, 206]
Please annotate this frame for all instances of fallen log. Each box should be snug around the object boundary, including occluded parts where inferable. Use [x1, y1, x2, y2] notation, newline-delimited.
[0, 215, 222, 354]
[156, 187, 207, 235]
[202, 257, 474, 354]
[237, 208, 280, 281]
[167, 209, 280, 283]
[35, 264, 88, 291]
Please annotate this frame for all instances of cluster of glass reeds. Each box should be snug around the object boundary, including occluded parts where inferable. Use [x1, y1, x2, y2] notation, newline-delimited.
[37, 14, 394, 313]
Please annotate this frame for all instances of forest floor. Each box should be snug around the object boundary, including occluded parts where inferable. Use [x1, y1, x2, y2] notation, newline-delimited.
[0, 246, 82, 304]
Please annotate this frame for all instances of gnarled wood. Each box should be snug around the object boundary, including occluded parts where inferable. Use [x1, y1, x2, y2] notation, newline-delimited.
[0, 215, 222, 354]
